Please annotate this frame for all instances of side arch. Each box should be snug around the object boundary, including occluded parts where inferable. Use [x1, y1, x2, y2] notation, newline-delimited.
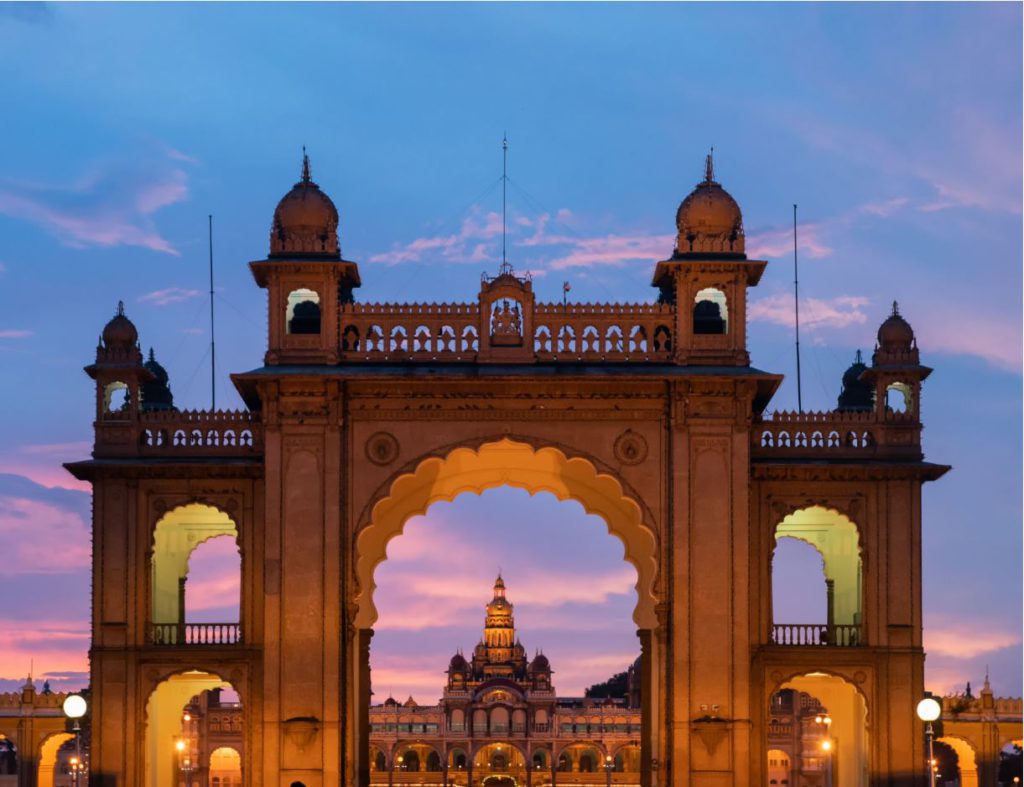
[937, 735, 978, 787]
[37, 732, 74, 787]
[354, 438, 659, 628]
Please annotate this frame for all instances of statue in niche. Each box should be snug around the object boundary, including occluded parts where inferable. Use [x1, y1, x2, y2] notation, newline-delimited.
[491, 300, 523, 346]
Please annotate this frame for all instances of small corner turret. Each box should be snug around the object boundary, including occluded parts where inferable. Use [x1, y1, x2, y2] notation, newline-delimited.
[85, 302, 153, 457]
[651, 152, 766, 366]
[250, 149, 361, 366]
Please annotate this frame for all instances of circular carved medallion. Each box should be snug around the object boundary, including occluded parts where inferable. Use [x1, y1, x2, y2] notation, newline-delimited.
[614, 429, 648, 466]
[853, 670, 867, 684]
[365, 432, 400, 466]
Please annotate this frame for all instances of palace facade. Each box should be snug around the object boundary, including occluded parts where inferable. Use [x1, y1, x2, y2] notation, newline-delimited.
[367, 575, 642, 786]
[59, 149, 996, 786]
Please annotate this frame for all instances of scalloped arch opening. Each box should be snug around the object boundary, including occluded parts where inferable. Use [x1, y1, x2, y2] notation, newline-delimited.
[773, 505, 862, 628]
[355, 438, 658, 629]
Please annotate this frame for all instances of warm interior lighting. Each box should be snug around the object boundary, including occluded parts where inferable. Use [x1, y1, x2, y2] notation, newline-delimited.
[821, 739, 833, 752]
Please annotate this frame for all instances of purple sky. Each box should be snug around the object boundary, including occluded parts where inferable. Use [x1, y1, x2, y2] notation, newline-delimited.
[0, 4, 1020, 700]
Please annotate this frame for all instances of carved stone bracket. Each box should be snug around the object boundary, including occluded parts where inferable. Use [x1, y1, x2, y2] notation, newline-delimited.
[692, 718, 730, 756]
[283, 716, 321, 750]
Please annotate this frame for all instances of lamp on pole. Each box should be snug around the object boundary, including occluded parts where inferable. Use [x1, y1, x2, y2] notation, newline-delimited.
[62, 694, 87, 787]
[176, 738, 193, 787]
[815, 711, 833, 787]
[604, 754, 613, 787]
[917, 697, 941, 787]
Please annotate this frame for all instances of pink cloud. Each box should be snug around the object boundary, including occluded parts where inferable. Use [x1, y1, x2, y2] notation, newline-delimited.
[749, 292, 869, 330]
[747, 223, 834, 260]
[138, 287, 204, 306]
[0, 495, 90, 573]
[0, 618, 89, 681]
[369, 209, 504, 265]
[0, 329, 32, 339]
[0, 150, 190, 255]
[546, 233, 672, 270]
[914, 308, 1022, 372]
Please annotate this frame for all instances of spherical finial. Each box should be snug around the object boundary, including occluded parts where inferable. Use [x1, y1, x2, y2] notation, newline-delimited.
[269, 149, 341, 258]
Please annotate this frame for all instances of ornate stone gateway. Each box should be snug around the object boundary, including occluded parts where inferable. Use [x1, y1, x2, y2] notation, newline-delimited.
[68, 153, 949, 786]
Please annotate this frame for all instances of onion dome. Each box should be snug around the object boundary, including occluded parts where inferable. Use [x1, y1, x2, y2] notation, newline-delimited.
[877, 301, 915, 353]
[448, 652, 469, 673]
[102, 301, 138, 350]
[836, 350, 873, 412]
[529, 653, 551, 673]
[141, 348, 175, 411]
[674, 152, 745, 258]
[403, 696, 417, 707]
[487, 573, 513, 616]
[383, 695, 399, 708]
[513, 640, 526, 658]
[269, 148, 341, 259]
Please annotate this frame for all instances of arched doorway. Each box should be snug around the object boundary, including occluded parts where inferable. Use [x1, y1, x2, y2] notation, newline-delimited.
[773, 673, 870, 787]
[37, 732, 74, 787]
[144, 670, 242, 787]
[355, 438, 658, 781]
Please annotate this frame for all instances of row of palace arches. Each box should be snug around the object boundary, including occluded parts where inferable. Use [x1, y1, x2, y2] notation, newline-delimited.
[146, 503, 863, 651]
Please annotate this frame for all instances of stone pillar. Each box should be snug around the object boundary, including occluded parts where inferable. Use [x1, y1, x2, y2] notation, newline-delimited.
[638, 628, 654, 787]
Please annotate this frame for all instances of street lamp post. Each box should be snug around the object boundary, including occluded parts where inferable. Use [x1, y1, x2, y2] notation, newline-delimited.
[176, 739, 193, 787]
[917, 697, 941, 787]
[604, 754, 613, 787]
[62, 694, 87, 787]
[814, 711, 833, 787]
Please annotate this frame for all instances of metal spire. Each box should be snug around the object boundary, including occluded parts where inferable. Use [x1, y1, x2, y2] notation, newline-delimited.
[793, 204, 804, 413]
[704, 147, 715, 182]
[501, 133, 509, 270]
[301, 145, 311, 183]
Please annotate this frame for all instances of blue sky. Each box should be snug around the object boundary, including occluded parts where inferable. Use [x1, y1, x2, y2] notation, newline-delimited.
[0, 3, 1020, 698]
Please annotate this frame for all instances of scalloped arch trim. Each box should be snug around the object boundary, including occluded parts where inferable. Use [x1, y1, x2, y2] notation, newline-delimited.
[355, 438, 658, 629]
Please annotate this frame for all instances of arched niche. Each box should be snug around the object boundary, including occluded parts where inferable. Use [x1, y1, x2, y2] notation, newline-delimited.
[354, 438, 658, 629]
[773, 506, 862, 628]
[151, 503, 239, 629]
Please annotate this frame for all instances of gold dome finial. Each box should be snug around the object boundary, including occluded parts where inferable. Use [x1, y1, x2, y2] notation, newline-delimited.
[705, 147, 715, 183]
[301, 145, 312, 184]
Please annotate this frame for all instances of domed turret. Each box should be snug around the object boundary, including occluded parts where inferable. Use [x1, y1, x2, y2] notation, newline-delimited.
[102, 301, 139, 351]
[529, 652, 551, 673]
[877, 301, 915, 354]
[837, 350, 873, 412]
[141, 348, 175, 411]
[674, 153, 745, 258]
[448, 652, 469, 673]
[269, 149, 341, 259]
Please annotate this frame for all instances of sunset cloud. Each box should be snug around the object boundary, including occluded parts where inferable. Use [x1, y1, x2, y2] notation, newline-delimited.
[0, 148, 190, 255]
[138, 287, 204, 306]
[749, 292, 870, 330]
[0, 329, 32, 339]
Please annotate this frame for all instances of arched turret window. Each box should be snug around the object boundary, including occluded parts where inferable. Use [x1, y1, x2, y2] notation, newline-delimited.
[286, 288, 321, 334]
[693, 288, 729, 335]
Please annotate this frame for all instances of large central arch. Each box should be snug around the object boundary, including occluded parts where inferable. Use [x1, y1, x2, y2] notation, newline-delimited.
[353, 437, 659, 629]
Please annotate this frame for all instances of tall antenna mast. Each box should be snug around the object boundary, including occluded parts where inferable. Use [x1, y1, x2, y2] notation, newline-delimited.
[501, 133, 509, 269]
[793, 204, 803, 413]
[208, 214, 216, 410]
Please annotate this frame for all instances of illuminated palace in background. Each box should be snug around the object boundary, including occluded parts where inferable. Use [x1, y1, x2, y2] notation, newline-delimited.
[57, 147, 1024, 786]
[367, 575, 642, 786]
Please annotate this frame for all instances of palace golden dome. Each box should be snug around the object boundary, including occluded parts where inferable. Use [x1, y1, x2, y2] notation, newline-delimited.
[674, 153, 745, 257]
[269, 151, 341, 258]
